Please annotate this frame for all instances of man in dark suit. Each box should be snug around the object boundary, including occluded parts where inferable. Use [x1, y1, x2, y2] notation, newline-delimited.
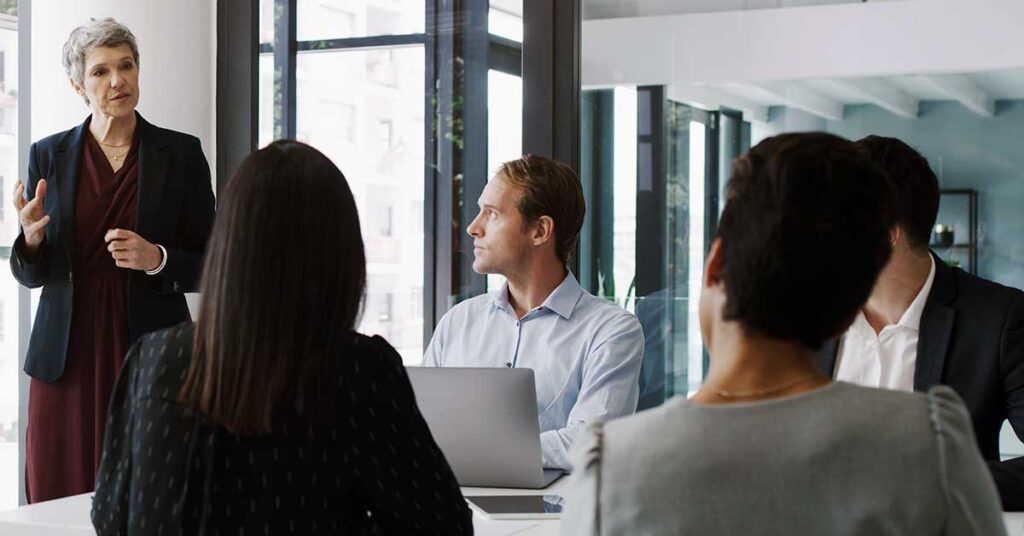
[817, 135, 1024, 509]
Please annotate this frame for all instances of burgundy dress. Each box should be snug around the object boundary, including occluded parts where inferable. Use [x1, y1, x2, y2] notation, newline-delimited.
[25, 130, 139, 503]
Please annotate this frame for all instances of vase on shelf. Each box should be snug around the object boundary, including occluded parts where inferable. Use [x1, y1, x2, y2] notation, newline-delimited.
[932, 224, 955, 247]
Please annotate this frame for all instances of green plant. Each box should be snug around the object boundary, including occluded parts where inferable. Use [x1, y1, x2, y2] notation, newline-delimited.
[0, 0, 17, 17]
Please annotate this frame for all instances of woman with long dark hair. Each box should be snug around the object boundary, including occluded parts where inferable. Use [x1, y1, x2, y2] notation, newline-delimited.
[91, 141, 472, 534]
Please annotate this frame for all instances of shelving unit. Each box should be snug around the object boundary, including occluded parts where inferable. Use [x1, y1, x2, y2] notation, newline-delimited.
[929, 189, 978, 274]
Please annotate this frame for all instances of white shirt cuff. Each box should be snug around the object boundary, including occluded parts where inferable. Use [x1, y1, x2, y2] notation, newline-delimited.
[145, 244, 168, 275]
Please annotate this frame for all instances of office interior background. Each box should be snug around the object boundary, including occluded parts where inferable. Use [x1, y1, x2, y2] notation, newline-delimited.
[2, 0, 1024, 508]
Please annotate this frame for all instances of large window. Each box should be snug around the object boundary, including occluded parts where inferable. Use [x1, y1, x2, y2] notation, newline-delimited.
[579, 85, 744, 409]
[0, 0, 19, 510]
[259, 0, 426, 364]
[259, 0, 527, 362]
[297, 47, 426, 361]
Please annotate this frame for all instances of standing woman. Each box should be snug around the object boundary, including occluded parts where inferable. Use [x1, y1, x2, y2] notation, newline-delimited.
[10, 18, 215, 503]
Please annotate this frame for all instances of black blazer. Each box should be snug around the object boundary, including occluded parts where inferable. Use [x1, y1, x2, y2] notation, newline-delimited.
[817, 252, 1024, 509]
[10, 114, 216, 383]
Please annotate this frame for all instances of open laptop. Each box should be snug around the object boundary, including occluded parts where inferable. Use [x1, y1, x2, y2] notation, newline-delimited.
[406, 367, 563, 489]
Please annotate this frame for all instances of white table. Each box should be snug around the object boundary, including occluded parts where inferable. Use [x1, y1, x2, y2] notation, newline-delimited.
[463, 478, 567, 536]
[0, 480, 568, 536]
[2, 485, 1021, 536]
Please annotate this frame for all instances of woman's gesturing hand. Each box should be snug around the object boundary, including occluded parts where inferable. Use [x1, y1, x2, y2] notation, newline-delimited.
[105, 229, 163, 271]
[14, 179, 51, 251]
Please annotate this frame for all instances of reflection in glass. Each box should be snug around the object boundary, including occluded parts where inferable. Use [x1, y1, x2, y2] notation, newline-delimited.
[612, 87, 637, 313]
[581, 88, 733, 409]
[295, 47, 426, 365]
[686, 121, 705, 395]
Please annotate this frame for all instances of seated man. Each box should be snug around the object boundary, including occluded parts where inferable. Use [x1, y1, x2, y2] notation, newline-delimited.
[818, 135, 1024, 509]
[422, 155, 644, 470]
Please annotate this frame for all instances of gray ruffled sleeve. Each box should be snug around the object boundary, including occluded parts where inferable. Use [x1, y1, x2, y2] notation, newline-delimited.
[560, 422, 604, 536]
[929, 386, 1008, 536]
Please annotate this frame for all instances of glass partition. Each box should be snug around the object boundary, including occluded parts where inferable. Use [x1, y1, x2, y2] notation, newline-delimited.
[581, 1, 1024, 457]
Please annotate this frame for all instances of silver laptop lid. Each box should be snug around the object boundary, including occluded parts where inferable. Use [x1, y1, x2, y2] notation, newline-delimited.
[407, 367, 557, 488]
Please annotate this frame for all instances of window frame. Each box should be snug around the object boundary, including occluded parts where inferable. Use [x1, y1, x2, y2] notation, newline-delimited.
[233, 0, 579, 349]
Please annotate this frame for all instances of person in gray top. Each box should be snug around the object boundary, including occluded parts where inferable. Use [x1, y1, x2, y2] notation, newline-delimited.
[561, 133, 1006, 536]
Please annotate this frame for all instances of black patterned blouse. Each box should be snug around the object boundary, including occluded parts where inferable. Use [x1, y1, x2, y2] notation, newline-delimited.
[92, 322, 472, 535]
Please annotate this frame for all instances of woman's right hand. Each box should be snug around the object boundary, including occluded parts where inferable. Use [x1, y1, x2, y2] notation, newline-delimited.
[14, 179, 51, 252]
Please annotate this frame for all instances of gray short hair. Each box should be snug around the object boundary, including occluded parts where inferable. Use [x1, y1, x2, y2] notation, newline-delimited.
[61, 18, 140, 104]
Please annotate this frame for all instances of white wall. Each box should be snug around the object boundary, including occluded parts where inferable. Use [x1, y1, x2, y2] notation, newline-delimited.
[31, 0, 216, 162]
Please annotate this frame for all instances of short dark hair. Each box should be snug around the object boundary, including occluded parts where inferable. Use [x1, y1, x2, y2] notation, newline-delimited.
[181, 140, 366, 435]
[717, 133, 896, 350]
[855, 135, 939, 250]
[495, 155, 586, 265]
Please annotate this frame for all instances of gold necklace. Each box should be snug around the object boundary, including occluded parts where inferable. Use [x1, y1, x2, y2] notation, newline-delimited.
[706, 372, 821, 400]
[102, 148, 130, 162]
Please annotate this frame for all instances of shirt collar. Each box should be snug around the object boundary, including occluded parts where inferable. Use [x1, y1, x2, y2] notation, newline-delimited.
[846, 256, 937, 339]
[490, 271, 584, 320]
[894, 255, 936, 332]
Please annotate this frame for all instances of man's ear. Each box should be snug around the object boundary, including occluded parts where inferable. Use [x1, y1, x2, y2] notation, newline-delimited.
[890, 226, 901, 247]
[704, 238, 724, 288]
[531, 215, 556, 247]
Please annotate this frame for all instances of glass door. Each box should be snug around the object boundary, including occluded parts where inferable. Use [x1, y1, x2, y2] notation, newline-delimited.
[580, 86, 748, 409]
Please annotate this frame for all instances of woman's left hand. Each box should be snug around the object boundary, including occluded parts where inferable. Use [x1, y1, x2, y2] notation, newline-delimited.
[104, 228, 162, 271]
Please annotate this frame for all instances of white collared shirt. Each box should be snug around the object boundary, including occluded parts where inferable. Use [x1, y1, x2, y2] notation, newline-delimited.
[835, 257, 936, 391]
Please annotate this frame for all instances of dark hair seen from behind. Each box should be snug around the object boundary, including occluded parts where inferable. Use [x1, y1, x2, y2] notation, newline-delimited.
[855, 135, 939, 250]
[181, 140, 366, 435]
[717, 132, 896, 350]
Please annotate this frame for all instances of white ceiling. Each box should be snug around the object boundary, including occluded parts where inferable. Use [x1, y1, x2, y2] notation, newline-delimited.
[703, 69, 1024, 110]
[583, 0, 1024, 122]
[671, 68, 1024, 123]
[582, 0, 910, 20]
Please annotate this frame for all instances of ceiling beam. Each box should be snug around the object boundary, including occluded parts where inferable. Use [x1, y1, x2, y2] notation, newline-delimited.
[917, 74, 996, 117]
[743, 82, 844, 121]
[666, 84, 770, 122]
[582, 0, 1024, 87]
[816, 78, 918, 119]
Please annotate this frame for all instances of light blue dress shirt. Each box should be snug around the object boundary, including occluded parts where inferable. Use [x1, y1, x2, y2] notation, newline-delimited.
[422, 272, 645, 470]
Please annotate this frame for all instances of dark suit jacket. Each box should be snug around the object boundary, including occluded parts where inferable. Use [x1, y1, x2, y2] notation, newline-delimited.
[817, 252, 1024, 509]
[10, 113, 216, 383]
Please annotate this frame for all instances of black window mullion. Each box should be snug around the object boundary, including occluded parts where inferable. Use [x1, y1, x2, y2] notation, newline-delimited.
[488, 37, 521, 77]
[298, 33, 425, 51]
[424, 0, 445, 345]
[217, 0, 259, 193]
[456, 0, 490, 303]
[522, 0, 581, 273]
